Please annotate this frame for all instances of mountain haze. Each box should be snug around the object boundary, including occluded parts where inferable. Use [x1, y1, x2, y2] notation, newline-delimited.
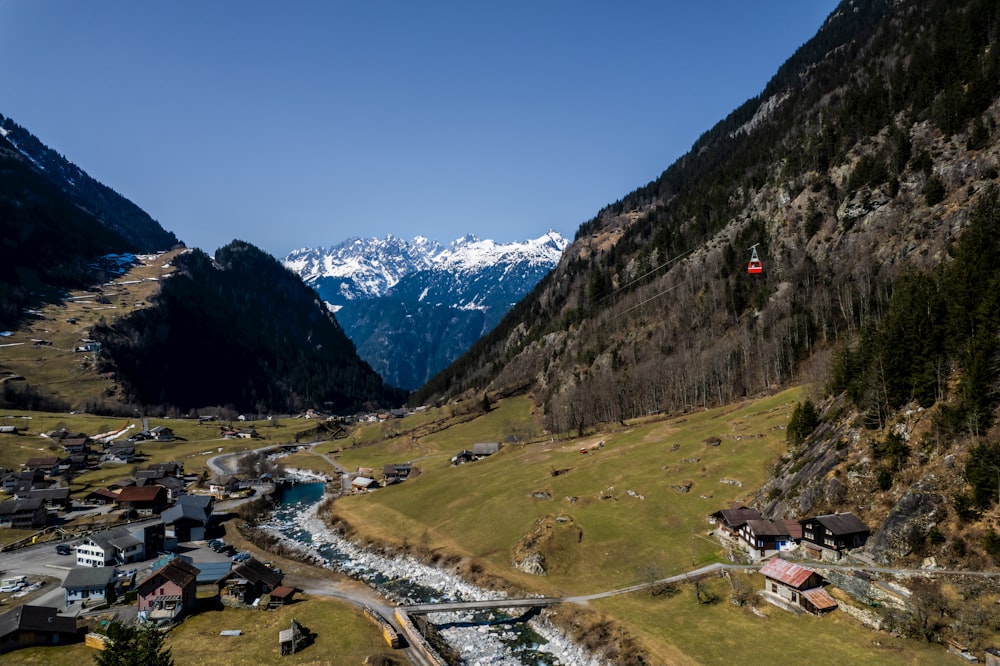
[285, 232, 567, 389]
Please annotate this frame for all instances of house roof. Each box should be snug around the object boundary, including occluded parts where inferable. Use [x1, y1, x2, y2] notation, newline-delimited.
[0, 604, 76, 638]
[714, 507, 763, 527]
[472, 442, 500, 456]
[84, 488, 120, 501]
[139, 558, 200, 590]
[781, 519, 804, 540]
[87, 526, 142, 552]
[810, 512, 869, 535]
[224, 558, 283, 589]
[176, 494, 213, 511]
[153, 476, 187, 492]
[801, 587, 839, 611]
[26, 487, 71, 500]
[352, 476, 375, 487]
[0, 497, 45, 515]
[162, 501, 209, 525]
[269, 585, 295, 599]
[147, 461, 182, 474]
[758, 558, 819, 589]
[63, 566, 118, 589]
[24, 457, 60, 467]
[744, 519, 793, 537]
[115, 485, 166, 503]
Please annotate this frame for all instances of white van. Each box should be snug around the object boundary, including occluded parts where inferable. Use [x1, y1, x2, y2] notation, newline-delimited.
[0, 576, 26, 592]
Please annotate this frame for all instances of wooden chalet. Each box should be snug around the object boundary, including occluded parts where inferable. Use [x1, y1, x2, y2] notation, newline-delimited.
[0, 470, 46, 493]
[709, 505, 763, 539]
[758, 557, 838, 615]
[60, 437, 90, 454]
[82, 488, 120, 505]
[0, 605, 78, 654]
[450, 449, 476, 465]
[137, 558, 201, 624]
[218, 557, 283, 607]
[472, 442, 500, 458]
[799, 512, 870, 560]
[0, 497, 47, 528]
[22, 487, 71, 510]
[114, 485, 168, 516]
[738, 519, 801, 560]
[382, 463, 412, 483]
[22, 457, 61, 476]
[267, 585, 296, 609]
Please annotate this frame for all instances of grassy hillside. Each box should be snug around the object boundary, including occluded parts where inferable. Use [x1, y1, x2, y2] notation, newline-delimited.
[327, 390, 803, 595]
[0, 250, 183, 410]
[322, 389, 973, 663]
[0, 595, 401, 666]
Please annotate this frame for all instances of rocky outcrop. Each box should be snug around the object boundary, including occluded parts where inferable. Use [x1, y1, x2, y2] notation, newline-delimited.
[866, 481, 946, 564]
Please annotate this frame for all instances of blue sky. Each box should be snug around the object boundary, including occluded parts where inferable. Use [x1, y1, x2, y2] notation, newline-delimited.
[0, 1, 838, 257]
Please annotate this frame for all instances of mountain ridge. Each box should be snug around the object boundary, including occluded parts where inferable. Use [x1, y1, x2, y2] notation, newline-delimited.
[284, 231, 567, 390]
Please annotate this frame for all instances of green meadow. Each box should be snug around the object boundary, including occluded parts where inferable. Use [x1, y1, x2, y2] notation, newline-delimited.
[329, 389, 802, 596]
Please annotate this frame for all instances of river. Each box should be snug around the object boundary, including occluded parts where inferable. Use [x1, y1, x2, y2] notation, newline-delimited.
[265, 481, 605, 666]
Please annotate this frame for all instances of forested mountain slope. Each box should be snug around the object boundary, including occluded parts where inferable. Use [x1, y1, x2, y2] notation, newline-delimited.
[0, 113, 179, 327]
[91, 241, 406, 415]
[414, 0, 1000, 435]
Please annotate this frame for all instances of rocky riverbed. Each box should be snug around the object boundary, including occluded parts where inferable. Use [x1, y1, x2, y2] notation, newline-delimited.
[262, 485, 605, 666]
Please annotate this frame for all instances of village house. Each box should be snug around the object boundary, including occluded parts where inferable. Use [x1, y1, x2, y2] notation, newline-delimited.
[162, 495, 213, 542]
[758, 557, 838, 615]
[21, 487, 71, 511]
[150, 475, 188, 501]
[114, 485, 168, 516]
[209, 477, 247, 500]
[81, 488, 119, 505]
[218, 557, 284, 607]
[62, 566, 119, 608]
[738, 519, 802, 560]
[450, 449, 475, 465]
[267, 585, 297, 609]
[0, 605, 79, 654]
[137, 558, 200, 624]
[0, 497, 47, 528]
[799, 512, 870, 561]
[146, 461, 183, 477]
[350, 476, 377, 493]
[709, 505, 763, 540]
[472, 442, 500, 459]
[22, 457, 61, 477]
[103, 444, 135, 464]
[60, 437, 90, 454]
[76, 527, 145, 567]
[382, 463, 412, 484]
[0, 470, 47, 494]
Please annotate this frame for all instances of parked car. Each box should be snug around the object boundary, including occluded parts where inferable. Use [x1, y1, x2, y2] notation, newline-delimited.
[55, 544, 73, 556]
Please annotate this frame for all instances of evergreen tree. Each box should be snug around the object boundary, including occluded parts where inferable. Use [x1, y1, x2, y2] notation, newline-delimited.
[95, 621, 173, 666]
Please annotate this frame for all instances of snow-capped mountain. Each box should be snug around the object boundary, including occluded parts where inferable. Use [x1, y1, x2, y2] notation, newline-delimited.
[284, 231, 568, 390]
[284, 231, 567, 308]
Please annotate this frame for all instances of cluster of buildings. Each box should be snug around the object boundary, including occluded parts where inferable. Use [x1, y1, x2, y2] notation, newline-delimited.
[0, 552, 293, 655]
[710, 505, 870, 562]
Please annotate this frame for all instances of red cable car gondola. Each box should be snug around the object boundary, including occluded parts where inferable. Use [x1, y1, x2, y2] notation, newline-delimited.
[747, 243, 764, 275]
[747, 244, 763, 275]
